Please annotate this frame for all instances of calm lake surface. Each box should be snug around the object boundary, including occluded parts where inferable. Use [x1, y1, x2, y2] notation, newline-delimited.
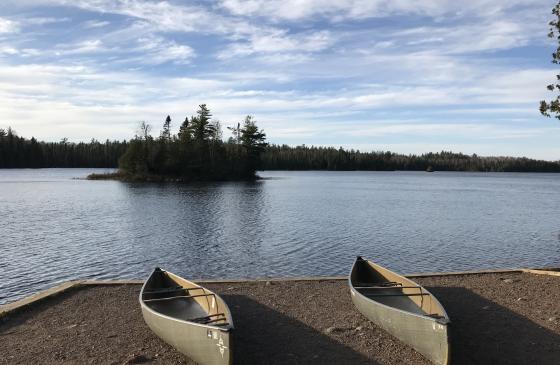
[1, 169, 560, 304]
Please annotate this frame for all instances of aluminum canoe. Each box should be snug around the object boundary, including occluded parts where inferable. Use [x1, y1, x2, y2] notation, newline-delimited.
[349, 257, 450, 365]
[140, 268, 233, 365]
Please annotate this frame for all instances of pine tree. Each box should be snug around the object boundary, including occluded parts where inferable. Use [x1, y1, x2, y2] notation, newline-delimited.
[161, 115, 171, 141]
[178, 116, 190, 142]
[241, 116, 267, 154]
[240, 115, 267, 176]
[187, 104, 216, 142]
[541, 1, 560, 119]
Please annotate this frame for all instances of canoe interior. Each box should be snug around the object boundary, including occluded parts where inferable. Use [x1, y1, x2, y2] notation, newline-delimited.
[141, 268, 233, 329]
[351, 257, 448, 320]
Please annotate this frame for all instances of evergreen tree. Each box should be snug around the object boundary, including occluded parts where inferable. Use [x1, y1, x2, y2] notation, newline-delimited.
[240, 115, 267, 175]
[541, 1, 560, 119]
[0, 126, 128, 168]
[178, 116, 190, 142]
[161, 115, 172, 141]
[187, 104, 215, 142]
[241, 116, 267, 154]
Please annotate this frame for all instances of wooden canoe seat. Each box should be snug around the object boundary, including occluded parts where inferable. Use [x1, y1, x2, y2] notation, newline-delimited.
[364, 292, 430, 297]
[144, 286, 206, 295]
[143, 286, 186, 294]
[354, 281, 402, 287]
[354, 285, 421, 290]
[143, 293, 215, 302]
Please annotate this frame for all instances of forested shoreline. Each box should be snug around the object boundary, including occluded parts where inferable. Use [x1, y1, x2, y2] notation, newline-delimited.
[261, 145, 560, 172]
[2, 123, 560, 173]
[0, 127, 127, 168]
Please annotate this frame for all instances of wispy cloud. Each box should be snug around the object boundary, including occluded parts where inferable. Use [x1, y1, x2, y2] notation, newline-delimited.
[83, 20, 110, 28]
[0, 0, 558, 159]
[24, 17, 71, 25]
[0, 18, 19, 33]
[218, 0, 548, 22]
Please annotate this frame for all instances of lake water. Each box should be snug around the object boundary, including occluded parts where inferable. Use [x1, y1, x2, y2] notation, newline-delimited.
[1, 169, 559, 304]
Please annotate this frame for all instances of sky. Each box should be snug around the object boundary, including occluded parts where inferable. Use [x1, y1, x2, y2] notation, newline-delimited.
[0, 1, 560, 160]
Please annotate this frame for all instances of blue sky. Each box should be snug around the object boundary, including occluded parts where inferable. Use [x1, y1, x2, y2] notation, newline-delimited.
[0, 0, 559, 160]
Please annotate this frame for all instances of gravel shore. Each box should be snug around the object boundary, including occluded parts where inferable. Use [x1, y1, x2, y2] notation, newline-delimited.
[1, 272, 559, 364]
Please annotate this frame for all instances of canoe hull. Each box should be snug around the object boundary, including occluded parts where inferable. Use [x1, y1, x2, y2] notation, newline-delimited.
[141, 305, 232, 365]
[350, 287, 449, 365]
[349, 257, 450, 365]
[139, 268, 233, 365]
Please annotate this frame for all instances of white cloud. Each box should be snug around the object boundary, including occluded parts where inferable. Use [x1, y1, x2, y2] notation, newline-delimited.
[218, 0, 549, 22]
[0, 0, 558, 159]
[0, 46, 19, 55]
[83, 20, 110, 28]
[219, 30, 333, 59]
[24, 17, 71, 25]
[46, 0, 336, 59]
[0, 18, 19, 33]
[129, 35, 196, 64]
[52, 0, 263, 37]
[56, 39, 104, 55]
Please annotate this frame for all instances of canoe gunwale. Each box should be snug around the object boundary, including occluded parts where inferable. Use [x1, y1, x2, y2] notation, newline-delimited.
[139, 269, 234, 333]
[348, 258, 450, 325]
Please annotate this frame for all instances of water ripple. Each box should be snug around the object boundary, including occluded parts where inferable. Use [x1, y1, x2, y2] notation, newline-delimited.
[1, 170, 560, 304]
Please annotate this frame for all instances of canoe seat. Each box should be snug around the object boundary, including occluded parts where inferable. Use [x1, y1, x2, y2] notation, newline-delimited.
[143, 293, 216, 303]
[144, 286, 206, 295]
[354, 285, 421, 290]
[363, 292, 430, 297]
[143, 286, 187, 294]
[354, 281, 402, 288]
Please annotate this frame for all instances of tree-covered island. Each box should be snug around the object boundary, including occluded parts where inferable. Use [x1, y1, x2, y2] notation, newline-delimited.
[89, 104, 268, 181]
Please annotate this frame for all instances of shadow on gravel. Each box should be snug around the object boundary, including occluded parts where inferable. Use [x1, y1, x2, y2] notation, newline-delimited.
[222, 294, 377, 365]
[426, 286, 560, 365]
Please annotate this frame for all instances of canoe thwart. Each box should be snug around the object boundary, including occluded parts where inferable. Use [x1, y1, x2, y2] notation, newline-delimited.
[198, 318, 229, 325]
[190, 313, 226, 323]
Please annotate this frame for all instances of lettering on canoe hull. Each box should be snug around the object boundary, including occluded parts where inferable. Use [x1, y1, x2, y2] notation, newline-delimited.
[217, 335, 228, 358]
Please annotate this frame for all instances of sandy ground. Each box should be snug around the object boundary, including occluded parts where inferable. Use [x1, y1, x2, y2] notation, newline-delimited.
[0, 272, 559, 365]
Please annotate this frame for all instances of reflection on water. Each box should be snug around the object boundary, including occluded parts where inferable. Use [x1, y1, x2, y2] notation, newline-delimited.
[1, 169, 560, 304]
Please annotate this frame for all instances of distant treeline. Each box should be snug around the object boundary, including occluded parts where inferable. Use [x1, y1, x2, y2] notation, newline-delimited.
[2, 126, 560, 173]
[0, 127, 127, 168]
[261, 145, 560, 172]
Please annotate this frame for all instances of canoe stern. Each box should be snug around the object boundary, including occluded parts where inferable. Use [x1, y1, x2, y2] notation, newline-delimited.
[349, 257, 450, 365]
[350, 288, 449, 365]
[141, 304, 232, 365]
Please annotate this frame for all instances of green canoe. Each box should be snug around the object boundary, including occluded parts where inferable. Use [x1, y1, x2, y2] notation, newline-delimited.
[349, 257, 450, 365]
[140, 268, 233, 365]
